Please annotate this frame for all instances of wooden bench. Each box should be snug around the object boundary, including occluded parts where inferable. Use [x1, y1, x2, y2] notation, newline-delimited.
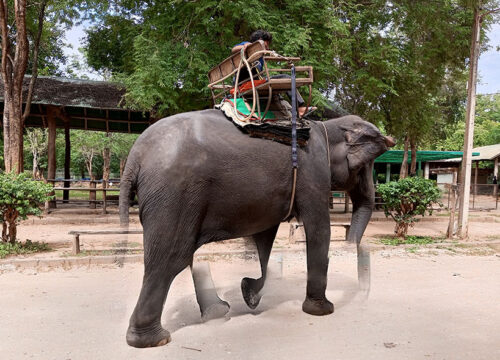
[69, 229, 143, 255]
[288, 222, 351, 244]
[207, 40, 313, 113]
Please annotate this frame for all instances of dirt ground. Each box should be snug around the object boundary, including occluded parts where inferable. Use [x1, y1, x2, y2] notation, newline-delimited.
[1, 210, 499, 359]
[1, 251, 499, 360]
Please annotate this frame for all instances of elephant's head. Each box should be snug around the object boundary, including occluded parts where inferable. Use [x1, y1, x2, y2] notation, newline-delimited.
[326, 116, 395, 243]
[339, 117, 395, 172]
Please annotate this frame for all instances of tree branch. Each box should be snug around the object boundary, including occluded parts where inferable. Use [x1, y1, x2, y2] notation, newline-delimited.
[0, 0, 10, 85]
[23, 0, 47, 123]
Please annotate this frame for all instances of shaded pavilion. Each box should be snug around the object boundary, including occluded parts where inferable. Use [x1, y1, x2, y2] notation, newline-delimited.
[0, 76, 154, 203]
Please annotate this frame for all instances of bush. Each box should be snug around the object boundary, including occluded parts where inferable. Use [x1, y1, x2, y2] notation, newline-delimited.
[377, 177, 442, 239]
[0, 172, 54, 243]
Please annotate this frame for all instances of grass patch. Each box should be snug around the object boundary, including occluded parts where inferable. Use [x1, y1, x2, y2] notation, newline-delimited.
[67, 249, 143, 257]
[0, 240, 51, 259]
[406, 246, 419, 253]
[112, 241, 142, 248]
[380, 235, 439, 246]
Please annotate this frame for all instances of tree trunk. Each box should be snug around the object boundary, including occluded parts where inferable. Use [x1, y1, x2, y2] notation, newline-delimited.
[395, 222, 409, 239]
[102, 142, 111, 188]
[2, 220, 7, 242]
[32, 153, 39, 179]
[120, 157, 127, 179]
[3, 94, 24, 173]
[399, 135, 409, 179]
[0, 0, 30, 174]
[410, 138, 417, 176]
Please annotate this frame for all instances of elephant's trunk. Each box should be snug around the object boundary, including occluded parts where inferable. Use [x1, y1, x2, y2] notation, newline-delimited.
[347, 203, 373, 244]
[346, 164, 375, 244]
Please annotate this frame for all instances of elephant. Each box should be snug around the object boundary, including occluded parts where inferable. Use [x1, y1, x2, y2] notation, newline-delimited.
[119, 110, 394, 348]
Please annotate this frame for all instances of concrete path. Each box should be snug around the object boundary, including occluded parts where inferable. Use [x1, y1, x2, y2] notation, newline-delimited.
[1, 251, 499, 360]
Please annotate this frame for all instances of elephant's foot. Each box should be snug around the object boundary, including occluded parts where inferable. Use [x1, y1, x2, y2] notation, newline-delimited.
[201, 299, 230, 322]
[126, 324, 171, 348]
[302, 297, 334, 316]
[241, 277, 262, 309]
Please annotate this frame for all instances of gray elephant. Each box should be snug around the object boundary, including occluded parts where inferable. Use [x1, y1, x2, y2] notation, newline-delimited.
[119, 110, 394, 348]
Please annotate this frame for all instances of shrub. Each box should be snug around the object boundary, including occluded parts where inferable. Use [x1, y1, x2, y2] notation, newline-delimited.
[377, 177, 442, 239]
[0, 172, 54, 243]
[0, 240, 51, 258]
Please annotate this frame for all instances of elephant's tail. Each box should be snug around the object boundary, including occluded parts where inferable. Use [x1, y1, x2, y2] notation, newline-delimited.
[119, 160, 138, 228]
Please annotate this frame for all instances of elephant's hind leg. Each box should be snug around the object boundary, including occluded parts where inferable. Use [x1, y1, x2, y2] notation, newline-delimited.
[241, 225, 279, 309]
[126, 234, 193, 348]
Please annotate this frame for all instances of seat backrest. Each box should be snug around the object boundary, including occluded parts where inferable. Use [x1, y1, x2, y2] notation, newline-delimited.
[208, 40, 267, 86]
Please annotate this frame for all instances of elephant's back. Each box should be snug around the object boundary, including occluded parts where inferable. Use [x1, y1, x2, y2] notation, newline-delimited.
[133, 109, 245, 153]
[130, 109, 289, 170]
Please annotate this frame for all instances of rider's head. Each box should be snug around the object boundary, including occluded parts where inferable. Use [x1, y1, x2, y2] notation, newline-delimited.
[250, 30, 272, 49]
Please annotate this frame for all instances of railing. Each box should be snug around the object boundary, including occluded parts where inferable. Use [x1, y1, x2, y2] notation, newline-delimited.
[45, 179, 121, 213]
[43, 179, 499, 213]
[330, 183, 499, 213]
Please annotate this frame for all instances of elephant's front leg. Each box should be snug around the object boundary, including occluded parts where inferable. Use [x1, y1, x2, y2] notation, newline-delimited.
[301, 207, 334, 316]
[191, 261, 230, 321]
[241, 225, 279, 309]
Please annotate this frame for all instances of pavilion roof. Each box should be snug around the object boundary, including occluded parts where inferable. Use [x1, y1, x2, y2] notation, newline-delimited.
[375, 150, 480, 163]
[0, 76, 153, 134]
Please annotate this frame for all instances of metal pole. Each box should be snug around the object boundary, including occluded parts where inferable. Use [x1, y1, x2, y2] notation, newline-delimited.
[458, 5, 481, 238]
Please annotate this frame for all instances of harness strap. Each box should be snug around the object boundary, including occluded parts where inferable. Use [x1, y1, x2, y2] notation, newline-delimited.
[284, 66, 298, 220]
[320, 121, 331, 169]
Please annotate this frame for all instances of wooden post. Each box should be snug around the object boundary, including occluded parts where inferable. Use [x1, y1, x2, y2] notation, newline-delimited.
[72, 234, 80, 255]
[424, 162, 430, 179]
[458, 5, 481, 238]
[493, 157, 498, 197]
[344, 193, 350, 213]
[63, 119, 70, 203]
[447, 170, 458, 238]
[473, 161, 479, 209]
[103, 184, 107, 214]
[47, 110, 57, 209]
[385, 163, 391, 183]
[89, 180, 96, 209]
[102, 135, 111, 214]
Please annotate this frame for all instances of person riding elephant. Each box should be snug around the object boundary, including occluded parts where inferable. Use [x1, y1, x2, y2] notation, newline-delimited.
[232, 29, 316, 118]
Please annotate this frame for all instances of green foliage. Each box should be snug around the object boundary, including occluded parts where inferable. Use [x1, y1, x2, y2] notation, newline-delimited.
[0, 172, 54, 243]
[80, 0, 499, 140]
[377, 177, 442, 238]
[0, 240, 51, 259]
[380, 235, 437, 246]
[433, 93, 500, 150]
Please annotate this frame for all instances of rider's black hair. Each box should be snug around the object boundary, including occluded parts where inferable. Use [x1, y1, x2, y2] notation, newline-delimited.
[250, 30, 272, 43]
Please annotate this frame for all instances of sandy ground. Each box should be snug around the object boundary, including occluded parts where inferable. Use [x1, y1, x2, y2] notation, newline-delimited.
[1, 251, 499, 360]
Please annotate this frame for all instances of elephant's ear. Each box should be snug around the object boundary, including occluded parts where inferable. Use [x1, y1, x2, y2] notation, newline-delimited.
[343, 128, 380, 171]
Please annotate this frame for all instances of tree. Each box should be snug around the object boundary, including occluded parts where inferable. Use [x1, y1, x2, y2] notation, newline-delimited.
[71, 130, 107, 180]
[25, 128, 48, 179]
[82, 0, 350, 117]
[1, 0, 103, 173]
[433, 93, 500, 150]
[109, 132, 137, 178]
[0, 0, 30, 173]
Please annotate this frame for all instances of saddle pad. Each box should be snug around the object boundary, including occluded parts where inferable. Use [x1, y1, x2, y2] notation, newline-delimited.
[230, 79, 267, 95]
[216, 98, 310, 146]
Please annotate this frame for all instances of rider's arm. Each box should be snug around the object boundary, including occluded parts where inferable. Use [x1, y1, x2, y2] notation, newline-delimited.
[232, 42, 250, 54]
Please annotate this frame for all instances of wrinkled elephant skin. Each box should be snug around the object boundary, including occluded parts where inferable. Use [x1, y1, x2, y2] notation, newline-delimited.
[119, 110, 392, 348]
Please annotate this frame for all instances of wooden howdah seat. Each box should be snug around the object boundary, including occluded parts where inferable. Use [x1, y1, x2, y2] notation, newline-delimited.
[207, 40, 313, 119]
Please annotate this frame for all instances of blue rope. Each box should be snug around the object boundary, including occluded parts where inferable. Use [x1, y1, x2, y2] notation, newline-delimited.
[291, 65, 298, 169]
